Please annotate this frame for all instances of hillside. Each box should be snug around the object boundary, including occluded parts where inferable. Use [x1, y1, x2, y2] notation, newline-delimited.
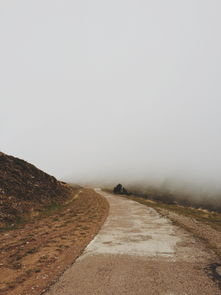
[0, 153, 109, 295]
[0, 152, 71, 226]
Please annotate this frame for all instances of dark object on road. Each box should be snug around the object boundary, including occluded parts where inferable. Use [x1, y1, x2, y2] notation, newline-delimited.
[113, 184, 130, 195]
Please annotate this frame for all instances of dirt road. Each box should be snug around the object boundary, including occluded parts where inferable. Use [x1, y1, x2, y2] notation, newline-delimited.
[45, 189, 220, 295]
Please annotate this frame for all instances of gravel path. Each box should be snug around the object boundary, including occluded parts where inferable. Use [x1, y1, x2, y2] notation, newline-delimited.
[45, 189, 220, 295]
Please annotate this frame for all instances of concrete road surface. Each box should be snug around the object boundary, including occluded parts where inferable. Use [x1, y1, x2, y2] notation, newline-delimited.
[45, 189, 220, 295]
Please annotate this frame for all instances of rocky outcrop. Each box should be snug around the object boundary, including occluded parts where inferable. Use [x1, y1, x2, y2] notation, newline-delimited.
[113, 184, 129, 195]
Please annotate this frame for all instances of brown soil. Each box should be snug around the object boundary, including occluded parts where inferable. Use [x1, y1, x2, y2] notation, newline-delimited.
[0, 152, 71, 226]
[0, 188, 109, 295]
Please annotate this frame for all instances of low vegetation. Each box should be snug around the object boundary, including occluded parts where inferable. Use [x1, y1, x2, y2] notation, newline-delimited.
[0, 152, 109, 294]
[0, 188, 109, 295]
[0, 152, 72, 227]
[125, 185, 221, 212]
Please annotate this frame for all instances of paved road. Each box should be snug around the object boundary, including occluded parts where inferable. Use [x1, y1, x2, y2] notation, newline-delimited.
[45, 189, 220, 295]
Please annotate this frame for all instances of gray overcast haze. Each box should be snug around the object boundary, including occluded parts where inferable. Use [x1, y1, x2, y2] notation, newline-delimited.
[1, 1, 221, 197]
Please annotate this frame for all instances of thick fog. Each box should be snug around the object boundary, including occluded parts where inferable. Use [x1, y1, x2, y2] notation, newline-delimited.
[1, 1, 221, 199]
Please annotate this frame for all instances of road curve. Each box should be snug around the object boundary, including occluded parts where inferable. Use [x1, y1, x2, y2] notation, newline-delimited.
[45, 189, 220, 295]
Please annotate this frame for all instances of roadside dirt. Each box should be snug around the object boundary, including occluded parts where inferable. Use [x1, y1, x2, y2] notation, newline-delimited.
[159, 209, 221, 258]
[45, 189, 221, 295]
[0, 188, 109, 295]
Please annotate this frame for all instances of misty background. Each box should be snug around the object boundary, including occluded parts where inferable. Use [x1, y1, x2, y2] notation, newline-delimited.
[1, 1, 221, 200]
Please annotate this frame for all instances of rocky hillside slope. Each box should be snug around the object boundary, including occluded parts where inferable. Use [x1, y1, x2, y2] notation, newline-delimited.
[0, 152, 71, 226]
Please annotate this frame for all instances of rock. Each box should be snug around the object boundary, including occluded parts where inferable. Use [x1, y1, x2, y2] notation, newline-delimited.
[216, 266, 221, 276]
[113, 184, 129, 195]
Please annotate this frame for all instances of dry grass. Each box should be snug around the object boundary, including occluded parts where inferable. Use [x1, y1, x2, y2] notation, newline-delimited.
[0, 188, 109, 295]
[125, 195, 221, 231]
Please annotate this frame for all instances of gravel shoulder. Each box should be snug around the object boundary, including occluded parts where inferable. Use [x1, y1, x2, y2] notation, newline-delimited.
[45, 189, 221, 295]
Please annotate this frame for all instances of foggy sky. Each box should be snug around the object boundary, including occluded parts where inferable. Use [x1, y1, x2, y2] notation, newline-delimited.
[1, 1, 221, 195]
